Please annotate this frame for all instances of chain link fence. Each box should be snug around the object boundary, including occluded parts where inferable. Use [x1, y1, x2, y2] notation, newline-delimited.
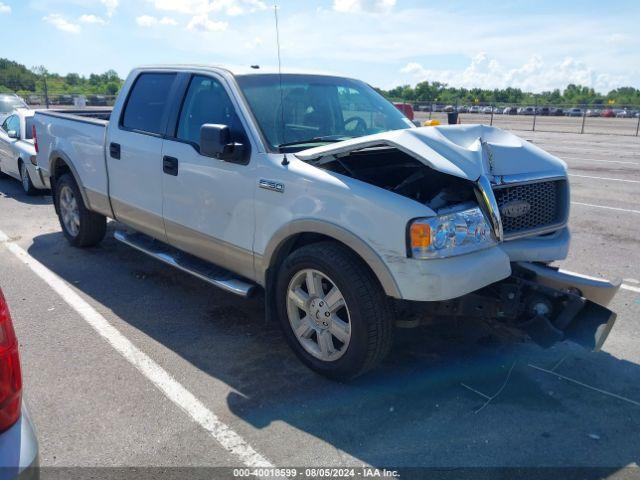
[21, 93, 118, 108]
[407, 101, 640, 136]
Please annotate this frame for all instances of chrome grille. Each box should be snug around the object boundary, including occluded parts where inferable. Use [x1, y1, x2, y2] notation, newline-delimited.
[493, 179, 567, 238]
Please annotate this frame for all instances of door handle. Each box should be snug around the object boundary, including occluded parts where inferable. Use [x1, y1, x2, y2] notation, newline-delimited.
[109, 142, 121, 159]
[163, 156, 179, 176]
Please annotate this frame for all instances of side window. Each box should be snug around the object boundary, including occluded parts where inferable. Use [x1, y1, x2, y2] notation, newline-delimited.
[25, 117, 35, 140]
[176, 75, 243, 148]
[6, 116, 19, 136]
[0, 118, 8, 132]
[121, 73, 177, 135]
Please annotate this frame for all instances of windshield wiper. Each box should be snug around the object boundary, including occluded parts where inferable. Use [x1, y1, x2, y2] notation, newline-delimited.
[277, 135, 351, 151]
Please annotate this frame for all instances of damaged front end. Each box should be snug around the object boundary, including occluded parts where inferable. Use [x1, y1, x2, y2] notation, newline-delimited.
[296, 126, 619, 351]
[401, 262, 619, 351]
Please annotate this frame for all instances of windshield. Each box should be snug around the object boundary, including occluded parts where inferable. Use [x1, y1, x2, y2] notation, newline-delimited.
[236, 74, 413, 151]
[0, 96, 28, 114]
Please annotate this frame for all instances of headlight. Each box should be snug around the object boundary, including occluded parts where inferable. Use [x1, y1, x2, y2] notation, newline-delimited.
[408, 207, 495, 259]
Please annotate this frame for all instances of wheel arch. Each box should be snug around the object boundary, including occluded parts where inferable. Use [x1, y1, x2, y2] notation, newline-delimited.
[48, 151, 91, 214]
[261, 219, 402, 299]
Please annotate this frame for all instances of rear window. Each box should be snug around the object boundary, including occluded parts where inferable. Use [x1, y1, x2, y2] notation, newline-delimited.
[121, 73, 176, 135]
[25, 117, 35, 139]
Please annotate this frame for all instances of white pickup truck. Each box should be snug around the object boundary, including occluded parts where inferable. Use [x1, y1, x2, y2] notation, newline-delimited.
[33, 65, 620, 379]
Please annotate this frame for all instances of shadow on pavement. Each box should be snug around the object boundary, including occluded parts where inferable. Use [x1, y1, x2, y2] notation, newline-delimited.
[27, 226, 640, 476]
[0, 177, 51, 205]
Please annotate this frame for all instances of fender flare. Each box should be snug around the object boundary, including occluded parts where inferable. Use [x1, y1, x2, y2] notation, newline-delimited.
[261, 218, 402, 298]
[48, 149, 91, 210]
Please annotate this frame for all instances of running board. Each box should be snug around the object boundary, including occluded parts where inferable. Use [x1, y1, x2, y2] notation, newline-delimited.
[114, 230, 257, 298]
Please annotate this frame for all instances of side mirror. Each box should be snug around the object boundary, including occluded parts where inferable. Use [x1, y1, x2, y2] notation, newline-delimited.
[200, 124, 245, 162]
[7, 130, 18, 139]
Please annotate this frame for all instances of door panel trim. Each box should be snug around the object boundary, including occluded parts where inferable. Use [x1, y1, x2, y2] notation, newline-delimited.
[110, 198, 167, 241]
[164, 219, 256, 282]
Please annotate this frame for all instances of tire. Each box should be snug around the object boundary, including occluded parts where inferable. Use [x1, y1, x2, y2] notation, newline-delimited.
[55, 173, 106, 247]
[19, 161, 38, 196]
[276, 241, 394, 380]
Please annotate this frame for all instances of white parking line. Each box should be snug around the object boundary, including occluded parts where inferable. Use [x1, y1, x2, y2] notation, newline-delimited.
[569, 174, 640, 184]
[571, 202, 640, 214]
[622, 284, 640, 293]
[0, 230, 274, 470]
[561, 156, 640, 166]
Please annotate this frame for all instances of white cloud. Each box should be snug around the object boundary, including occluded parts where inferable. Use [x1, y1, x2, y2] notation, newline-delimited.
[333, 0, 396, 13]
[0, 2, 11, 14]
[146, 0, 266, 16]
[101, 0, 119, 17]
[244, 36, 263, 49]
[136, 15, 178, 27]
[43, 14, 81, 34]
[400, 52, 631, 93]
[79, 14, 107, 25]
[187, 14, 228, 31]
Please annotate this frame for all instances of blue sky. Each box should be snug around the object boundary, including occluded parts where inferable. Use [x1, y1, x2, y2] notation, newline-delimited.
[1, 0, 638, 92]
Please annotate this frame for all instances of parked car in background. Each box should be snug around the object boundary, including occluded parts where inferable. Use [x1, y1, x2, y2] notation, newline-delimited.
[518, 106, 535, 115]
[586, 109, 601, 117]
[0, 287, 39, 479]
[503, 106, 518, 115]
[393, 102, 414, 121]
[536, 106, 550, 116]
[443, 105, 455, 113]
[468, 105, 481, 114]
[492, 106, 503, 114]
[456, 105, 469, 113]
[0, 109, 47, 195]
[89, 95, 109, 107]
[26, 96, 42, 107]
[0, 94, 28, 124]
[566, 108, 583, 117]
[549, 107, 564, 116]
[615, 109, 631, 118]
[601, 108, 615, 118]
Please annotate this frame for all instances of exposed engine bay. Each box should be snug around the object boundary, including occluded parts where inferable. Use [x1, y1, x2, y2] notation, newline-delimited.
[317, 146, 477, 211]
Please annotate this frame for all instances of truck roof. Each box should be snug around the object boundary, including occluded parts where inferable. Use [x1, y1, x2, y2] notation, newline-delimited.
[135, 64, 351, 79]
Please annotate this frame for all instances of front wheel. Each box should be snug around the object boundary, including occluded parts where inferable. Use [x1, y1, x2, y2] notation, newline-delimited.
[276, 242, 394, 380]
[55, 173, 106, 247]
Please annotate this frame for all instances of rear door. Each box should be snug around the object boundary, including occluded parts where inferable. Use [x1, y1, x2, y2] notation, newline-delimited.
[106, 72, 178, 241]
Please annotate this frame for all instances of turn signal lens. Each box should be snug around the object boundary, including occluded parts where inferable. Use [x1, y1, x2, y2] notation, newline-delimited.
[410, 223, 431, 250]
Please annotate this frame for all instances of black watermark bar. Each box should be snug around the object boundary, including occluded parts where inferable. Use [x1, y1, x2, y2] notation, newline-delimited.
[3, 467, 640, 480]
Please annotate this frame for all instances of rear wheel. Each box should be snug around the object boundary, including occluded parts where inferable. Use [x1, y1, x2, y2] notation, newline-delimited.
[55, 173, 106, 247]
[276, 242, 394, 380]
[19, 161, 38, 196]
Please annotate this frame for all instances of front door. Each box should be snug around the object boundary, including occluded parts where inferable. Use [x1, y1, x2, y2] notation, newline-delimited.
[0, 115, 20, 177]
[161, 74, 256, 279]
[107, 72, 178, 241]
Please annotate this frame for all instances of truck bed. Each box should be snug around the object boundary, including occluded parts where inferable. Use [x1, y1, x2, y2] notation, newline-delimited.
[36, 108, 112, 124]
[34, 109, 111, 215]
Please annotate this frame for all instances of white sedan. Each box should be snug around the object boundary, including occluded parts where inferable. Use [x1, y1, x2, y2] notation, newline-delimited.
[0, 109, 48, 195]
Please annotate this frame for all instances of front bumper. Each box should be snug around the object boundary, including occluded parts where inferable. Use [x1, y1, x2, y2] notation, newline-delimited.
[0, 403, 39, 480]
[389, 227, 571, 302]
[406, 262, 620, 351]
[25, 165, 48, 191]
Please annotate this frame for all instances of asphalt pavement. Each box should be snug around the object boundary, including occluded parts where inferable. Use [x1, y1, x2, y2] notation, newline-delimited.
[0, 130, 639, 478]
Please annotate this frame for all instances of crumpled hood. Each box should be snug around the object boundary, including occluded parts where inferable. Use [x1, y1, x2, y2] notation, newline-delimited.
[295, 125, 567, 181]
